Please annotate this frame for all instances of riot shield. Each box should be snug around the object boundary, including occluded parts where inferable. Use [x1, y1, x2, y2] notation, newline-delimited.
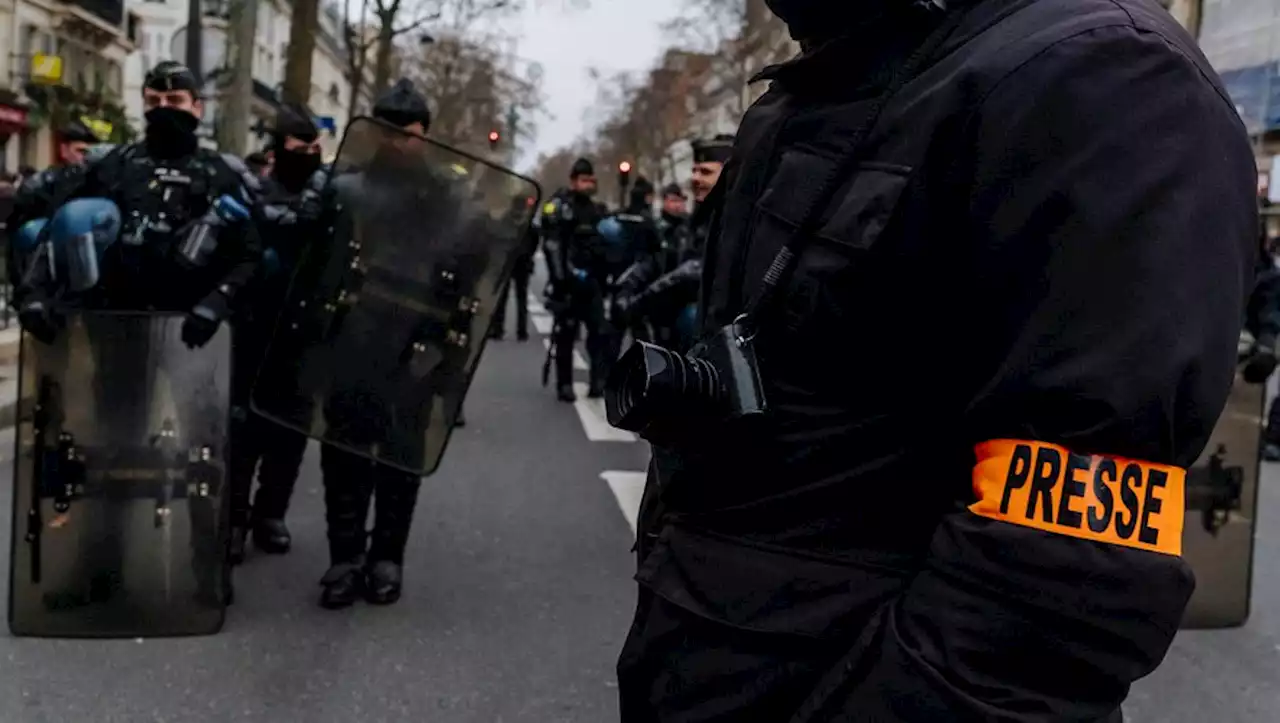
[251, 117, 541, 476]
[8, 312, 232, 638]
[1179, 366, 1265, 629]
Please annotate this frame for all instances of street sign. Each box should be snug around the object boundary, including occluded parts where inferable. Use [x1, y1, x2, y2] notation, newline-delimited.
[30, 54, 62, 85]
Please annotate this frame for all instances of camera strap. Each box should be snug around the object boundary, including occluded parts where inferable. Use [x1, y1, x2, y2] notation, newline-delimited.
[735, 4, 973, 342]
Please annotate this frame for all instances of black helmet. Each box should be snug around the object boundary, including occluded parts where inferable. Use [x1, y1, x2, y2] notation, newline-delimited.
[144, 61, 200, 97]
[59, 120, 98, 144]
[570, 157, 595, 178]
[272, 102, 319, 147]
[373, 78, 431, 130]
[692, 134, 734, 164]
[661, 182, 686, 199]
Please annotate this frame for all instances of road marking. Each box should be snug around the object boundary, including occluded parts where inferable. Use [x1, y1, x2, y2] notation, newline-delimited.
[573, 383, 636, 442]
[543, 338, 587, 371]
[601, 470, 646, 536]
[532, 313, 553, 335]
[528, 295, 546, 315]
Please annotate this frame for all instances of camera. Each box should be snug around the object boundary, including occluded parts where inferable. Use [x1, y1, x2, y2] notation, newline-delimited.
[605, 319, 767, 445]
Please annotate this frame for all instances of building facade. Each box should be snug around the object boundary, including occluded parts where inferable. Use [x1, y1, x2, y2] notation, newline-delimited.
[0, 0, 139, 171]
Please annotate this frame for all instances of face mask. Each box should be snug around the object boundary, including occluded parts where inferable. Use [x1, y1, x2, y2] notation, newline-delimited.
[274, 149, 321, 190]
[144, 107, 199, 156]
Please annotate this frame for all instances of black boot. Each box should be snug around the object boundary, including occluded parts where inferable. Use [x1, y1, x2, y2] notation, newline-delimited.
[557, 384, 576, 403]
[319, 446, 375, 610]
[366, 469, 421, 605]
[365, 560, 403, 605]
[252, 519, 291, 554]
[319, 561, 365, 610]
[249, 424, 306, 554]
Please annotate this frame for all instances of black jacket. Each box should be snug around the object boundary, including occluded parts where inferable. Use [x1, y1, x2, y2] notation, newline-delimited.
[19, 144, 262, 313]
[627, 0, 1258, 720]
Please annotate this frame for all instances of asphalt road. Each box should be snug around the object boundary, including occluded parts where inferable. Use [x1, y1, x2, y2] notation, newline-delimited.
[0, 288, 651, 723]
[0, 282, 1276, 721]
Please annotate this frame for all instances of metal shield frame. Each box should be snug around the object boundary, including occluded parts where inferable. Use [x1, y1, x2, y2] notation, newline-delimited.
[1180, 370, 1265, 629]
[8, 311, 233, 638]
[250, 117, 542, 476]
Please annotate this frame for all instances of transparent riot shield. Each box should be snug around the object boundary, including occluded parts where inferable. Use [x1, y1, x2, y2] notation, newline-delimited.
[1180, 367, 1265, 629]
[250, 117, 541, 476]
[8, 312, 232, 638]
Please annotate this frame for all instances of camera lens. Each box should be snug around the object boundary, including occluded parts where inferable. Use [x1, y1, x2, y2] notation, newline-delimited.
[605, 341, 724, 435]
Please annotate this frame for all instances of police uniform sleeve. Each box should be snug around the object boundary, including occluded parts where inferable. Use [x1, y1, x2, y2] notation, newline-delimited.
[801, 26, 1258, 721]
[208, 156, 264, 308]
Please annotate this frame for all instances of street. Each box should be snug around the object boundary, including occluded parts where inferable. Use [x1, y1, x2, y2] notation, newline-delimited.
[0, 289, 1275, 721]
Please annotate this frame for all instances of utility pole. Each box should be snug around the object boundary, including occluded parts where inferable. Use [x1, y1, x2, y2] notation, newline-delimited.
[218, 0, 257, 155]
[185, 0, 203, 84]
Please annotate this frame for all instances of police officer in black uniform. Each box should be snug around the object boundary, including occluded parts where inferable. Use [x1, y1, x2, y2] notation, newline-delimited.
[315, 80, 436, 609]
[15, 60, 261, 606]
[19, 60, 260, 348]
[490, 194, 536, 342]
[227, 102, 323, 564]
[542, 158, 609, 402]
[613, 183, 691, 347]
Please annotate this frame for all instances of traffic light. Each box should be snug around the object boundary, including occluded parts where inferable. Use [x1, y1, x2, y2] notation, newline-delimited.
[619, 160, 632, 187]
[488, 129, 500, 148]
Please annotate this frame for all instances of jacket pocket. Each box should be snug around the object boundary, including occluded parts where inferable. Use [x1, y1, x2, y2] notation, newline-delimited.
[750, 157, 912, 334]
[636, 523, 918, 639]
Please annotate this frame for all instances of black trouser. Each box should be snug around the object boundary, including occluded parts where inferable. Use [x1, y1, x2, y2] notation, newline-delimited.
[229, 320, 307, 528]
[493, 269, 530, 338]
[1266, 394, 1280, 446]
[554, 276, 610, 390]
[320, 445, 422, 566]
[228, 412, 307, 527]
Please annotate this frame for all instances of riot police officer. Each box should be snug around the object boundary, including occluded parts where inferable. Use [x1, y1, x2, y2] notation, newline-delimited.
[18, 60, 260, 348]
[6, 122, 109, 286]
[491, 194, 536, 342]
[313, 80, 435, 609]
[542, 158, 609, 402]
[13, 60, 261, 613]
[613, 183, 690, 347]
[227, 102, 323, 564]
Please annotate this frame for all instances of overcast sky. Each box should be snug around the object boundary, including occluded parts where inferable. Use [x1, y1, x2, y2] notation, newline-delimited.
[499, 0, 687, 169]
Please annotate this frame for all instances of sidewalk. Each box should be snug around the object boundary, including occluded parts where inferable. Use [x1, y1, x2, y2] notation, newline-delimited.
[0, 326, 19, 428]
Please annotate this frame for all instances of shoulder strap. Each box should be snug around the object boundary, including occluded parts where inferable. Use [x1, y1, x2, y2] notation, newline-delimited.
[736, 4, 973, 341]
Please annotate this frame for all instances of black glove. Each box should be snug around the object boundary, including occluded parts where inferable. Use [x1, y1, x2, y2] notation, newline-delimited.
[18, 300, 59, 345]
[182, 289, 232, 349]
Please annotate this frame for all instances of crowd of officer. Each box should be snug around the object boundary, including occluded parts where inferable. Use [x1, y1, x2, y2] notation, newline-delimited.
[2, 61, 448, 610]
[530, 136, 732, 402]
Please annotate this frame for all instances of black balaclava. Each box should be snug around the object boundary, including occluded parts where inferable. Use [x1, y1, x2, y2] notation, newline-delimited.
[271, 102, 321, 191]
[143, 61, 201, 158]
[569, 158, 596, 198]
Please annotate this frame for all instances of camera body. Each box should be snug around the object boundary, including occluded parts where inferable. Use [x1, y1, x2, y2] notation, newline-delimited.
[605, 320, 767, 446]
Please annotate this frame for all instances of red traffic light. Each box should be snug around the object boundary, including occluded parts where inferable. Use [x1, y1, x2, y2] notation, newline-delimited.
[619, 161, 632, 173]
[488, 130, 500, 143]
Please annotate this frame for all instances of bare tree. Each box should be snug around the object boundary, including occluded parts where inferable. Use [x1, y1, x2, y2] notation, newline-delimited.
[662, 0, 793, 124]
[370, 0, 446, 95]
[282, 0, 321, 105]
